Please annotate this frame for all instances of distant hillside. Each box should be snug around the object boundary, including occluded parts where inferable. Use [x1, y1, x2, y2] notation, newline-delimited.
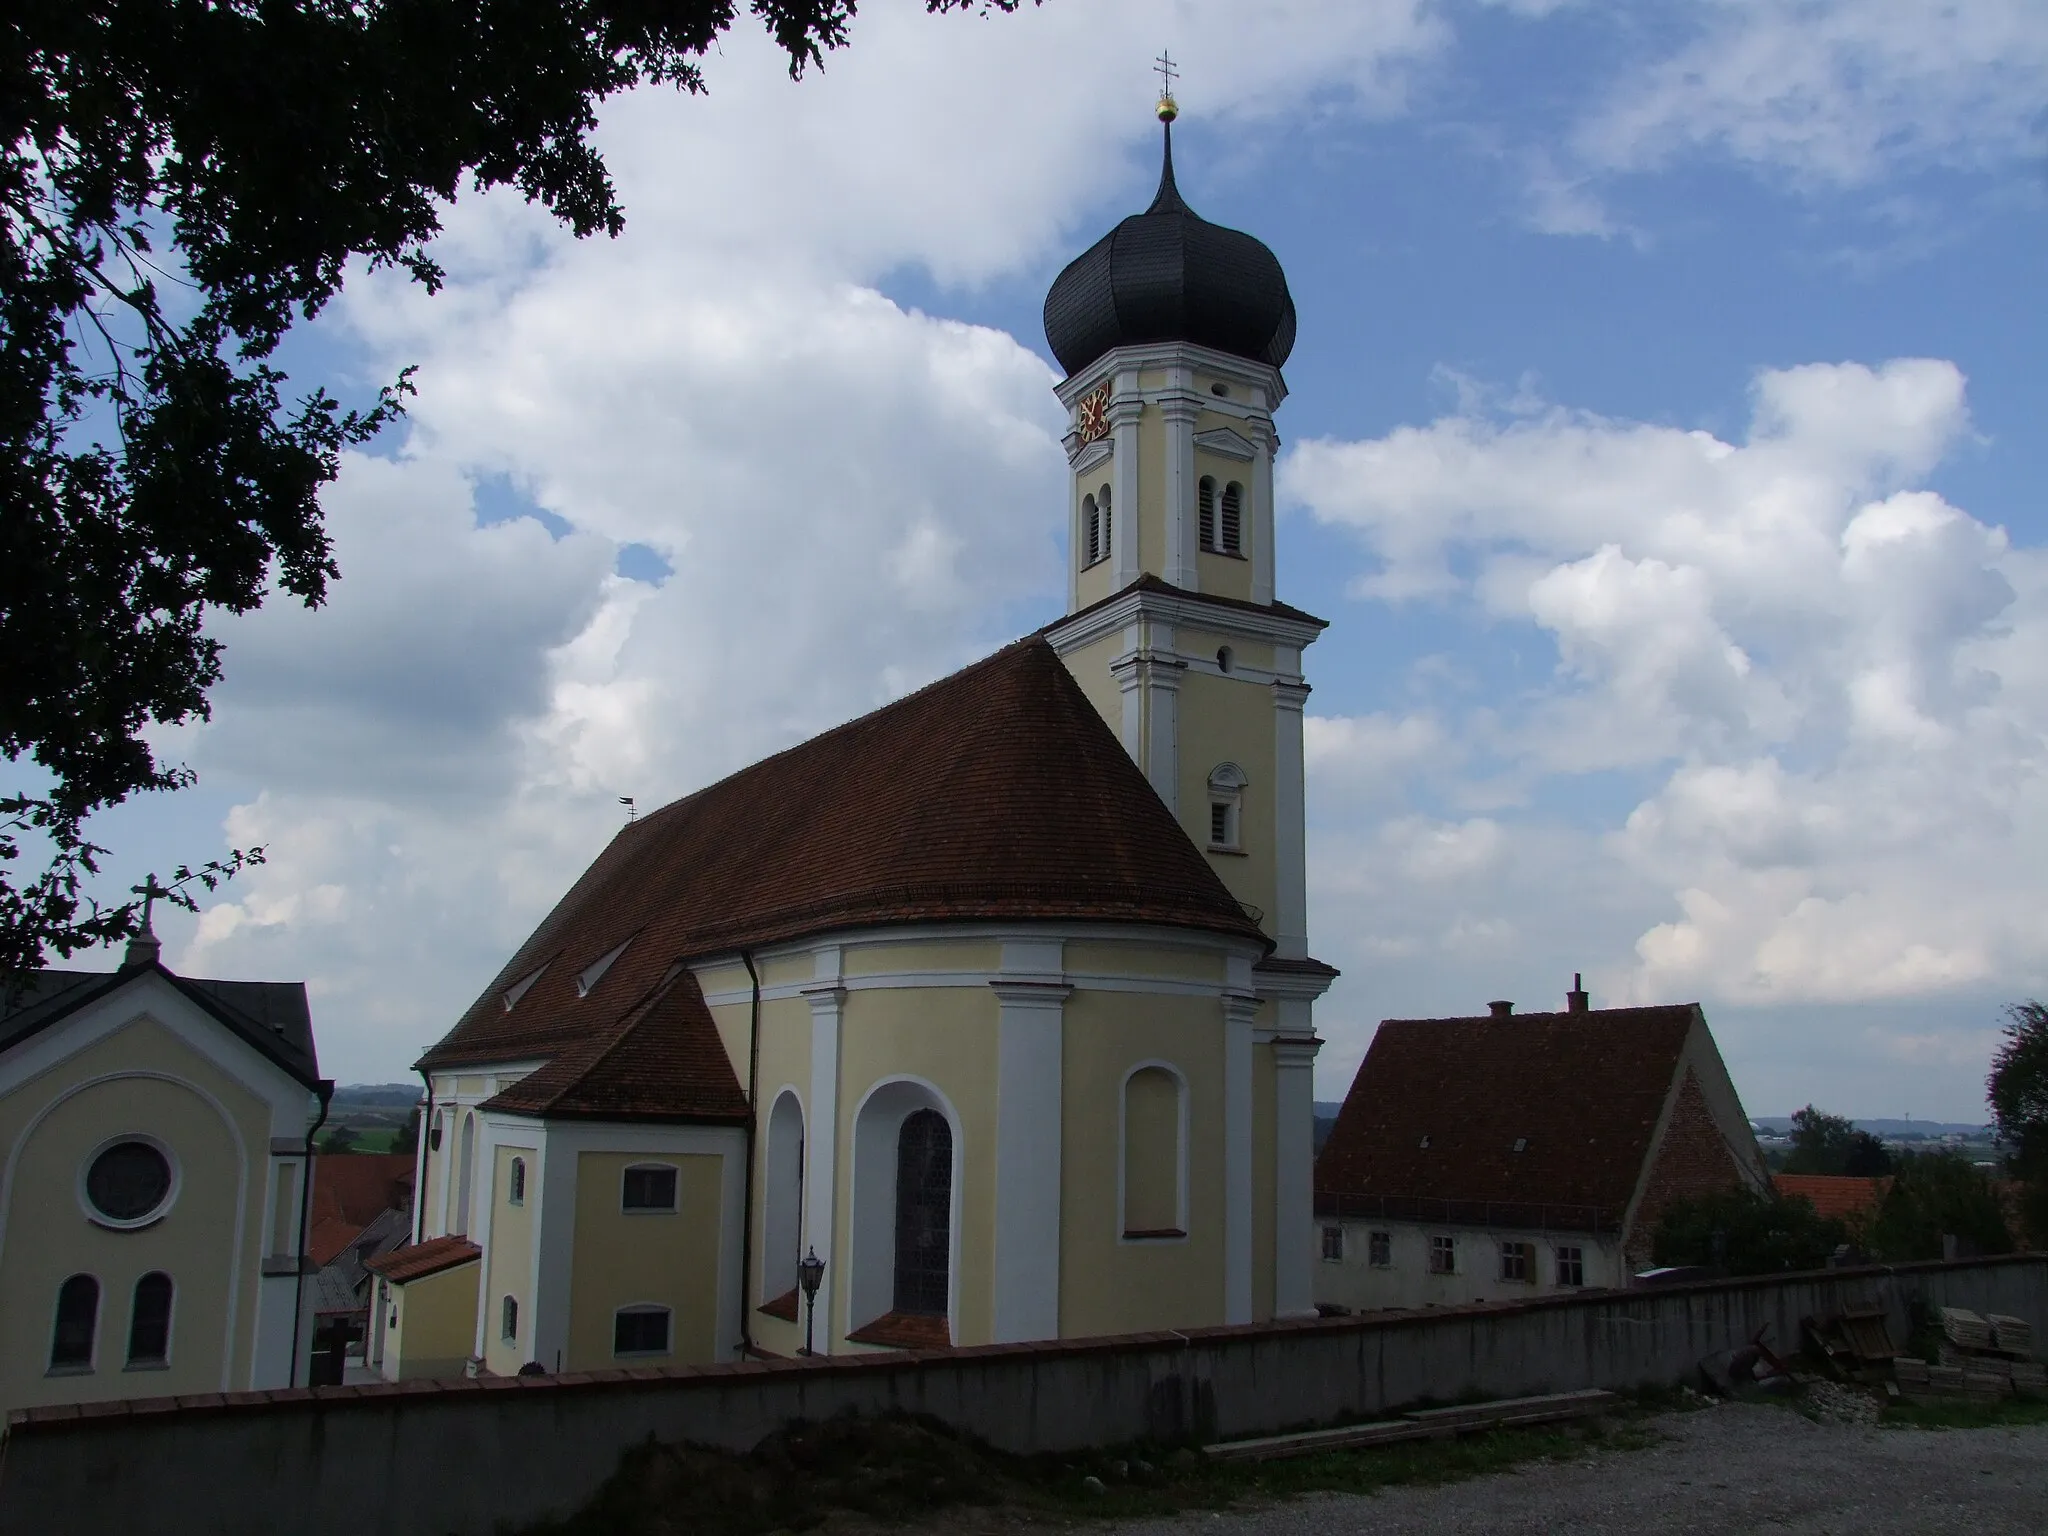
[1751, 1116, 1991, 1138]
[331, 1083, 424, 1111]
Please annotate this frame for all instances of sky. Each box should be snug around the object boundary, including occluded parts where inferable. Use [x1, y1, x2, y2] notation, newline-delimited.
[62, 0, 2048, 1120]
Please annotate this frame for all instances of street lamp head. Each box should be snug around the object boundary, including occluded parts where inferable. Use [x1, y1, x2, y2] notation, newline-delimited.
[797, 1246, 825, 1299]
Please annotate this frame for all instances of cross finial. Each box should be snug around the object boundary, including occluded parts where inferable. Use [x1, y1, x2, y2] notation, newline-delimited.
[124, 873, 169, 968]
[129, 873, 169, 931]
[1154, 50, 1179, 122]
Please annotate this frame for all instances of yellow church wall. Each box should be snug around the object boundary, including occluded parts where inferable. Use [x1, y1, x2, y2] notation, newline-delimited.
[1252, 1040, 1277, 1321]
[381, 1260, 479, 1380]
[1063, 941, 1224, 986]
[565, 1151, 724, 1371]
[1057, 989, 1226, 1337]
[1076, 548, 1117, 610]
[834, 983, 1000, 1347]
[481, 1142, 536, 1376]
[1195, 547, 1254, 603]
[1136, 409, 1167, 578]
[1176, 668, 1278, 931]
[1055, 632, 1129, 750]
[0, 1014, 275, 1412]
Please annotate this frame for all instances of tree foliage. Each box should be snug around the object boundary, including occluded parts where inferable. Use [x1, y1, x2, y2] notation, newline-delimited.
[3, 0, 1018, 978]
[1865, 1149, 2011, 1262]
[1988, 999, 2048, 1243]
[1652, 1185, 1849, 1277]
[1781, 1104, 1893, 1177]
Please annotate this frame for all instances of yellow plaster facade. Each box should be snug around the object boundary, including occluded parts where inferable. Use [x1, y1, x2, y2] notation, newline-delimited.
[379, 1259, 479, 1380]
[565, 1150, 723, 1370]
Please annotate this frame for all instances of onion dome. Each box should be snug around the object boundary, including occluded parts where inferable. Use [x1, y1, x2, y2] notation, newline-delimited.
[1043, 122, 1296, 378]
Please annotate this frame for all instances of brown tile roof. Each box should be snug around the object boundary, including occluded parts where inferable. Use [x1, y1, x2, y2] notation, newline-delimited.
[480, 969, 748, 1124]
[364, 1234, 478, 1284]
[304, 1153, 416, 1265]
[424, 636, 1265, 1071]
[1315, 1005, 1702, 1229]
[1774, 1174, 1893, 1222]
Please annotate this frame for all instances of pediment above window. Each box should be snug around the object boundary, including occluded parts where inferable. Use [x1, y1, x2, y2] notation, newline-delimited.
[1071, 435, 1114, 474]
[1193, 427, 1256, 462]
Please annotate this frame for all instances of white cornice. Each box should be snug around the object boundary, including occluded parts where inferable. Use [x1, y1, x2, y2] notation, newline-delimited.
[1055, 341, 1287, 413]
[1046, 583, 1326, 655]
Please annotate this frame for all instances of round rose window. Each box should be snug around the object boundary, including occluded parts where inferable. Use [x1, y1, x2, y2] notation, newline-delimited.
[85, 1140, 173, 1224]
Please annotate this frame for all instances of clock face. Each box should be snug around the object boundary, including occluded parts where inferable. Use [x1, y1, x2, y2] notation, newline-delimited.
[1076, 384, 1110, 446]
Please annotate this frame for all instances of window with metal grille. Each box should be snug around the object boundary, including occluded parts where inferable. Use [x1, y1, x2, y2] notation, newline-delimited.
[1428, 1235, 1455, 1275]
[1210, 801, 1231, 846]
[893, 1109, 953, 1317]
[1198, 476, 1218, 550]
[501, 1294, 519, 1342]
[621, 1164, 678, 1212]
[613, 1305, 670, 1356]
[1320, 1225, 1343, 1262]
[508, 1157, 526, 1206]
[1368, 1230, 1392, 1268]
[1220, 482, 1243, 554]
[50, 1274, 98, 1370]
[1499, 1240, 1535, 1282]
[1555, 1245, 1585, 1288]
[126, 1272, 172, 1366]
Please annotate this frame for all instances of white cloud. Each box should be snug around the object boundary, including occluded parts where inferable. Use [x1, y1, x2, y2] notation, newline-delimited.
[1291, 357, 2047, 1113]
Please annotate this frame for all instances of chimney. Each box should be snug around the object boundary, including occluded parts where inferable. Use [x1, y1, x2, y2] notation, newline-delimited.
[1488, 1000, 1513, 1018]
[1567, 973, 1589, 1014]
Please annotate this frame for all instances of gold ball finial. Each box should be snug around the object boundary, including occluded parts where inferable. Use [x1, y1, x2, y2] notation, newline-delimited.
[1156, 95, 1178, 123]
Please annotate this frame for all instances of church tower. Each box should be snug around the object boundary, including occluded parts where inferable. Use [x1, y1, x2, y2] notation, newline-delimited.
[1042, 92, 1334, 1320]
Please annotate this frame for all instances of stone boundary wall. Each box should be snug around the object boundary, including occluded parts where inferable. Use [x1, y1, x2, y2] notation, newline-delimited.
[3, 1256, 2043, 1536]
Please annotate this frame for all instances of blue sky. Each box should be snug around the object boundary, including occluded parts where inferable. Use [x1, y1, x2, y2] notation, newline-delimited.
[61, 1, 2048, 1120]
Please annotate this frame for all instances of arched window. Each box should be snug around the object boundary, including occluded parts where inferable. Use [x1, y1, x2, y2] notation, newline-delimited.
[501, 1294, 519, 1342]
[1122, 1066, 1186, 1238]
[893, 1110, 952, 1317]
[613, 1304, 671, 1357]
[1198, 476, 1218, 551]
[763, 1091, 805, 1307]
[50, 1274, 99, 1371]
[1220, 482, 1243, 555]
[452, 1112, 475, 1235]
[127, 1272, 173, 1366]
[1081, 494, 1100, 568]
[508, 1157, 526, 1206]
[1097, 484, 1113, 564]
[1207, 762, 1248, 851]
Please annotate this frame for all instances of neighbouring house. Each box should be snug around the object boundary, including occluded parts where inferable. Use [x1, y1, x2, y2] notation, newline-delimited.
[302, 1156, 415, 1383]
[1314, 985, 1769, 1311]
[1773, 1173, 1892, 1229]
[389, 116, 1343, 1379]
[0, 921, 329, 1414]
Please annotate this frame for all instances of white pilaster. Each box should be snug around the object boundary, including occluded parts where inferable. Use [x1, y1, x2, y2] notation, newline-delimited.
[1148, 658, 1182, 815]
[1222, 990, 1258, 1324]
[1270, 1032, 1322, 1320]
[1163, 383, 1200, 590]
[530, 1123, 575, 1374]
[1250, 419, 1277, 607]
[1272, 677, 1310, 960]
[1111, 376, 1142, 588]
[802, 949, 846, 1351]
[1067, 456, 1082, 612]
[991, 940, 1068, 1343]
[468, 1117, 501, 1364]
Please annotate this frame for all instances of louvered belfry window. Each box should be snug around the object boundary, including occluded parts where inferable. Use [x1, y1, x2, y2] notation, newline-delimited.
[1097, 484, 1112, 564]
[892, 1110, 952, 1317]
[1198, 476, 1218, 550]
[1220, 482, 1243, 555]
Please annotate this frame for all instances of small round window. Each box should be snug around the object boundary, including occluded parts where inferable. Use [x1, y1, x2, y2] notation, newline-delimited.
[85, 1140, 173, 1226]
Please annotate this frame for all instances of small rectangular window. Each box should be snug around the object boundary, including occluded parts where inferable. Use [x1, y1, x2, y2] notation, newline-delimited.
[1368, 1230, 1392, 1268]
[500, 1294, 519, 1343]
[621, 1164, 678, 1212]
[1428, 1234, 1455, 1275]
[614, 1306, 671, 1357]
[1500, 1240, 1534, 1282]
[508, 1157, 526, 1206]
[1555, 1245, 1585, 1288]
[1210, 802, 1230, 845]
[1320, 1225, 1343, 1262]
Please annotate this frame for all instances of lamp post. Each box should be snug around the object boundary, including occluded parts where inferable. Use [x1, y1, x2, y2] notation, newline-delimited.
[797, 1246, 826, 1357]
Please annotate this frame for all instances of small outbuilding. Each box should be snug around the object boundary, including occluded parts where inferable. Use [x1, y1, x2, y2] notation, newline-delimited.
[1314, 984, 1767, 1311]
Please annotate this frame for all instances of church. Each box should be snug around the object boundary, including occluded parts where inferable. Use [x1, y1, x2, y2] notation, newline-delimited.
[379, 100, 1338, 1379]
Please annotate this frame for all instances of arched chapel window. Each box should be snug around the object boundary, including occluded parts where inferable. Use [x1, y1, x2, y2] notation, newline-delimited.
[763, 1091, 805, 1305]
[1199, 476, 1218, 551]
[1208, 762, 1248, 852]
[1082, 494, 1101, 568]
[893, 1110, 952, 1317]
[127, 1272, 173, 1366]
[1220, 482, 1243, 555]
[50, 1274, 99, 1371]
[1122, 1067, 1185, 1238]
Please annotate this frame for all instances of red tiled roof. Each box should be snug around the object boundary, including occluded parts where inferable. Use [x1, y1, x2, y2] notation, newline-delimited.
[481, 969, 748, 1124]
[1315, 1006, 1703, 1223]
[308, 1153, 413, 1230]
[364, 1235, 478, 1284]
[1774, 1174, 1893, 1221]
[424, 636, 1266, 1071]
[846, 1311, 952, 1351]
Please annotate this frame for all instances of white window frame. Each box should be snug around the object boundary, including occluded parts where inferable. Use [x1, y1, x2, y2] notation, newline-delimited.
[620, 1162, 680, 1214]
[1499, 1239, 1535, 1283]
[507, 1156, 526, 1207]
[612, 1303, 673, 1359]
[1555, 1244, 1586, 1288]
[1207, 763, 1247, 853]
[500, 1293, 519, 1343]
[1428, 1234, 1456, 1276]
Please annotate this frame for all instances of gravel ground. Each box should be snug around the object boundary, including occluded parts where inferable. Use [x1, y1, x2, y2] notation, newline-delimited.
[1112, 1404, 2048, 1535]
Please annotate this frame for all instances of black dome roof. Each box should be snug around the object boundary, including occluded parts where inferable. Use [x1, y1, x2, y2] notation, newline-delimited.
[1043, 125, 1295, 378]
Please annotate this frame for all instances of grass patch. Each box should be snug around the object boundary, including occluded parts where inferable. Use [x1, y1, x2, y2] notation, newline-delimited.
[1884, 1396, 2048, 1431]
[516, 1406, 1662, 1535]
